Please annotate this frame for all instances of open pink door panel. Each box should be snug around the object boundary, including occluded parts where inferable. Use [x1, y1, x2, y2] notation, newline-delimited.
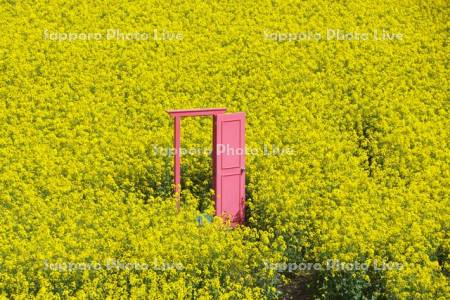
[214, 112, 245, 226]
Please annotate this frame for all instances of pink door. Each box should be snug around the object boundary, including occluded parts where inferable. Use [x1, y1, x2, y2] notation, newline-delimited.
[213, 112, 245, 225]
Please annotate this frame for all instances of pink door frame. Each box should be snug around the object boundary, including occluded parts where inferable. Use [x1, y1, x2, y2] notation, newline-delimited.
[166, 108, 246, 225]
[166, 108, 227, 211]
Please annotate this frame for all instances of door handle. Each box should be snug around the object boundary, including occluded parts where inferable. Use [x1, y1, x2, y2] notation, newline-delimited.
[241, 168, 245, 173]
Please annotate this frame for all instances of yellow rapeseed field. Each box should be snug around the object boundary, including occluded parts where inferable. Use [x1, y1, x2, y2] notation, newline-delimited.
[0, 0, 448, 299]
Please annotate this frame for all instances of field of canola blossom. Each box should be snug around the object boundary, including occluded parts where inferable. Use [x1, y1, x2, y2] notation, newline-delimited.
[0, 0, 448, 299]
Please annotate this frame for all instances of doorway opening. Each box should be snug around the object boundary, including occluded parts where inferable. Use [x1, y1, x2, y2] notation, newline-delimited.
[180, 116, 214, 212]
